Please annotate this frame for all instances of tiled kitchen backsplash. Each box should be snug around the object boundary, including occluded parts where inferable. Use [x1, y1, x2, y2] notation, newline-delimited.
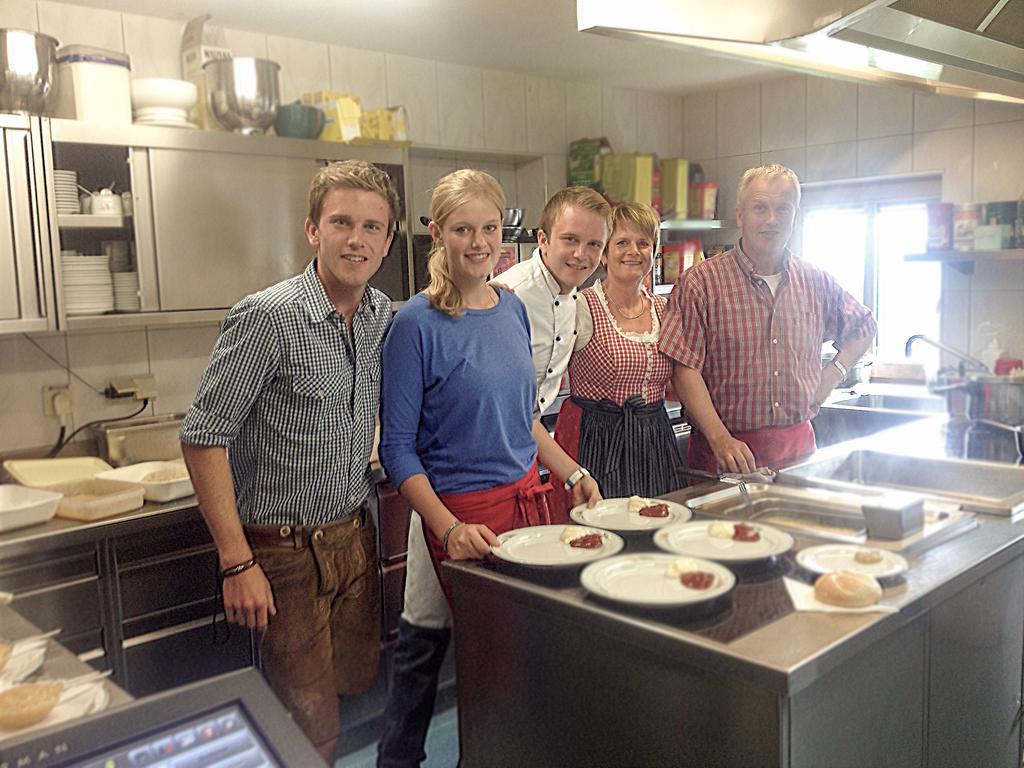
[1, 324, 223, 454]
[1, 1, 1022, 452]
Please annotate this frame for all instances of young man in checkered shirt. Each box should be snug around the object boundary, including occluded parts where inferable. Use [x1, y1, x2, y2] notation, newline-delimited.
[181, 160, 400, 763]
[659, 163, 876, 475]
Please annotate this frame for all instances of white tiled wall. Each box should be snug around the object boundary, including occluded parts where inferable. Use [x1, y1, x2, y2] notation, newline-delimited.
[684, 73, 1024, 369]
[1, 324, 222, 454]
[6, 1, 1023, 452]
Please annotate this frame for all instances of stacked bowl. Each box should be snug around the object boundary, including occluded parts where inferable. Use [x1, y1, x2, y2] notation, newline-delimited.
[131, 78, 197, 129]
[54, 170, 80, 214]
[62, 252, 113, 315]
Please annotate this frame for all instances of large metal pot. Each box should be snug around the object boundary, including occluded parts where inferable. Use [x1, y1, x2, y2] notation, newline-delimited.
[203, 57, 280, 135]
[0, 29, 59, 114]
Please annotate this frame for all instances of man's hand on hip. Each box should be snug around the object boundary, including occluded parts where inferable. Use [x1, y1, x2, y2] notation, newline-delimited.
[223, 564, 276, 630]
[708, 433, 757, 475]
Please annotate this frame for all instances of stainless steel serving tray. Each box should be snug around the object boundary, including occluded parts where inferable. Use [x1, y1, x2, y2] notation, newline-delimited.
[778, 450, 1024, 518]
[685, 483, 976, 555]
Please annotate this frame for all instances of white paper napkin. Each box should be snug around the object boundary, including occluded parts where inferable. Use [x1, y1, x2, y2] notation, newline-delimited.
[784, 577, 898, 614]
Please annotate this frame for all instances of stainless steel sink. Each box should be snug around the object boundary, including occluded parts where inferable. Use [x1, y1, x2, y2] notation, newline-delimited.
[779, 450, 1024, 516]
[832, 393, 946, 413]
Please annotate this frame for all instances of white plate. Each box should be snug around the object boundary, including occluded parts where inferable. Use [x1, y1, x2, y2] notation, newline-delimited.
[133, 118, 198, 129]
[796, 545, 909, 579]
[0, 642, 46, 684]
[570, 498, 692, 532]
[0, 680, 109, 738]
[580, 553, 735, 607]
[490, 525, 624, 567]
[654, 521, 794, 563]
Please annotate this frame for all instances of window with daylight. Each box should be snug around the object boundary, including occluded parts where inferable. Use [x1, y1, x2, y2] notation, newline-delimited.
[797, 175, 942, 371]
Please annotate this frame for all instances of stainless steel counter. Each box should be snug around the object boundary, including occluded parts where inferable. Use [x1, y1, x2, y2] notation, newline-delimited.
[445, 415, 1024, 767]
[0, 604, 132, 728]
[0, 495, 200, 559]
[449, 415, 1024, 693]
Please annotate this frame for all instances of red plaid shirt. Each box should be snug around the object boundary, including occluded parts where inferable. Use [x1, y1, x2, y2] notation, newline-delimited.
[658, 245, 876, 432]
[570, 285, 672, 404]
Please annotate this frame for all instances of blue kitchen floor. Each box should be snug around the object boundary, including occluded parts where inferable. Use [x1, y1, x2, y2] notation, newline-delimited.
[335, 707, 459, 768]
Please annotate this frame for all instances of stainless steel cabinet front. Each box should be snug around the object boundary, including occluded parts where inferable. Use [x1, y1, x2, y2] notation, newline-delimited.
[0, 116, 53, 332]
[147, 148, 319, 311]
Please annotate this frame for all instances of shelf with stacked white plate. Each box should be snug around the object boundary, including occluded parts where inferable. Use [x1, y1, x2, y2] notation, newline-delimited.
[57, 214, 131, 229]
[60, 253, 114, 316]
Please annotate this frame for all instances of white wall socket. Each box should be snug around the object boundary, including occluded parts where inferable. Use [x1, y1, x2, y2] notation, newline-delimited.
[43, 385, 72, 419]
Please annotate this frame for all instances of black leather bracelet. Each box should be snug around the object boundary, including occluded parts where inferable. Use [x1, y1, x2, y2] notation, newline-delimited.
[220, 557, 257, 579]
[442, 521, 464, 553]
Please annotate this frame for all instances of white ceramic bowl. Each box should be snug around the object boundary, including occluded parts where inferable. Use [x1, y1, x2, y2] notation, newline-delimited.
[130, 78, 197, 112]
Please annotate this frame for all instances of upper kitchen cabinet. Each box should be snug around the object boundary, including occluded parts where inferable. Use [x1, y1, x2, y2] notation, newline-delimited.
[0, 115, 56, 334]
[45, 120, 410, 328]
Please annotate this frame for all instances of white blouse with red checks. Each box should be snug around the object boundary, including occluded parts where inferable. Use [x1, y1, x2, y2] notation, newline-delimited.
[569, 281, 672, 405]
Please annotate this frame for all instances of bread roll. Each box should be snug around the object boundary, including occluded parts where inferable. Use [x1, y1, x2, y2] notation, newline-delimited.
[0, 681, 62, 729]
[0, 641, 10, 673]
[814, 570, 882, 608]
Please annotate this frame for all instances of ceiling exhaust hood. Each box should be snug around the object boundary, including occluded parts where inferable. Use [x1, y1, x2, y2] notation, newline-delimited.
[577, 0, 1024, 104]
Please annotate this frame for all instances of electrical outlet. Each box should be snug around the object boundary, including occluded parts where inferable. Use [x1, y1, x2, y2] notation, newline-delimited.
[43, 385, 72, 419]
[105, 374, 158, 400]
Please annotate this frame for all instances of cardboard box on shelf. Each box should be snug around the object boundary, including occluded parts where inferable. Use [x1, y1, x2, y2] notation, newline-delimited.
[660, 158, 689, 219]
[359, 106, 409, 142]
[180, 15, 231, 131]
[301, 91, 363, 142]
[688, 181, 718, 219]
[568, 138, 611, 191]
[601, 154, 655, 206]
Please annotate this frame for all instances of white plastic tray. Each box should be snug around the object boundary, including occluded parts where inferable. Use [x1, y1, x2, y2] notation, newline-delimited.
[44, 478, 145, 521]
[0, 486, 62, 532]
[95, 461, 193, 502]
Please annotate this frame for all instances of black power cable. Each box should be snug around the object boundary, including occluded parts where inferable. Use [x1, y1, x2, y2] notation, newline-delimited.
[46, 399, 150, 458]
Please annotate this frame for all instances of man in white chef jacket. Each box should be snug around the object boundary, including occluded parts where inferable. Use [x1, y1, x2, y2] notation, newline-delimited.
[377, 187, 612, 768]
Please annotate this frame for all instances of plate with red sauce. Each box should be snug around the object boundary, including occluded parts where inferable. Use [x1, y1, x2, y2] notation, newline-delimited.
[490, 525, 625, 568]
[570, 498, 691, 532]
[580, 553, 735, 607]
[653, 521, 794, 563]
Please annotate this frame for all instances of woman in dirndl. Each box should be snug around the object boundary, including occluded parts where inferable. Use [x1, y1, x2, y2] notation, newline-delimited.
[551, 202, 681, 514]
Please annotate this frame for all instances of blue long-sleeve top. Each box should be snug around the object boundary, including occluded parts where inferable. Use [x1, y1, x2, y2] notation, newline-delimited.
[379, 290, 537, 495]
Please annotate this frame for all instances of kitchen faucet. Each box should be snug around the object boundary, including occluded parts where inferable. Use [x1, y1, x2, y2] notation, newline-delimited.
[904, 334, 990, 373]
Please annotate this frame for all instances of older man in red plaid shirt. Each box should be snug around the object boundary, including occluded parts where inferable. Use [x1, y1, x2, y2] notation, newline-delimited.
[659, 164, 876, 474]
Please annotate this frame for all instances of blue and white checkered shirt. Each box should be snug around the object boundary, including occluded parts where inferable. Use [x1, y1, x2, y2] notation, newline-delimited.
[180, 260, 390, 526]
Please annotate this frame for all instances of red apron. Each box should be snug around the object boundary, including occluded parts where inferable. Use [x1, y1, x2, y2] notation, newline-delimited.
[425, 461, 552, 605]
[687, 421, 816, 474]
[548, 398, 584, 524]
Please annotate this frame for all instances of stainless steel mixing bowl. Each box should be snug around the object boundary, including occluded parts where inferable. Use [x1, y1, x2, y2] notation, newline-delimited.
[203, 57, 281, 135]
[0, 29, 59, 114]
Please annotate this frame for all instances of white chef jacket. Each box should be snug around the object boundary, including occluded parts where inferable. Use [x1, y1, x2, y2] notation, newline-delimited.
[493, 248, 578, 415]
[400, 247, 580, 628]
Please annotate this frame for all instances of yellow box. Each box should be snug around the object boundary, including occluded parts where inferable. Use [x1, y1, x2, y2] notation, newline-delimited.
[301, 91, 362, 142]
[660, 158, 689, 219]
[600, 154, 654, 206]
[361, 106, 409, 142]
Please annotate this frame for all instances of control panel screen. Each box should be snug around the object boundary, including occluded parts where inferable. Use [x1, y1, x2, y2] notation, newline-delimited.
[74, 704, 281, 768]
